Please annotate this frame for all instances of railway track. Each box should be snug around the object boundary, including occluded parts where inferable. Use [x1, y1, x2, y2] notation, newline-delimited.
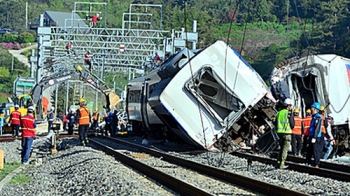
[231, 151, 350, 182]
[0, 134, 78, 143]
[90, 136, 307, 196]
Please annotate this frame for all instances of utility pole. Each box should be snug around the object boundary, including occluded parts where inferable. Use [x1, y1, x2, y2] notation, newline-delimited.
[25, 1, 28, 30]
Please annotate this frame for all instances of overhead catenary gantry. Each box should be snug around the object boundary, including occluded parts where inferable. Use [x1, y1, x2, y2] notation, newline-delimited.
[41, 2, 197, 73]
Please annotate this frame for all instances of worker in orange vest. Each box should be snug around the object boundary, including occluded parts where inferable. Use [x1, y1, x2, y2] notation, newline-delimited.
[9, 104, 21, 137]
[76, 98, 91, 146]
[291, 108, 303, 157]
[319, 105, 327, 134]
[91, 107, 99, 131]
[302, 109, 312, 155]
[20, 106, 36, 165]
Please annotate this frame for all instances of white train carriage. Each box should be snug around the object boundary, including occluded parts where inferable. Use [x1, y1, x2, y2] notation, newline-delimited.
[127, 48, 195, 138]
[149, 40, 277, 151]
[271, 54, 350, 152]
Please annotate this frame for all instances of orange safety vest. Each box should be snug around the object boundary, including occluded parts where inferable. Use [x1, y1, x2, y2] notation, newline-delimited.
[10, 110, 21, 125]
[321, 115, 326, 133]
[93, 112, 99, 121]
[21, 114, 36, 138]
[78, 106, 90, 125]
[292, 116, 302, 135]
[303, 116, 312, 136]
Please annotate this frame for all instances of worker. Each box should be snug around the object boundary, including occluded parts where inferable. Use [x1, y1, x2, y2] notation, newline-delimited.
[20, 106, 36, 165]
[322, 114, 335, 160]
[66, 108, 76, 135]
[65, 41, 77, 56]
[155, 52, 161, 63]
[47, 107, 54, 133]
[111, 110, 119, 137]
[302, 109, 312, 155]
[319, 105, 327, 134]
[86, 13, 102, 28]
[9, 104, 21, 138]
[91, 107, 99, 131]
[84, 51, 93, 71]
[275, 98, 294, 169]
[76, 98, 91, 146]
[291, 108, 303, 157]
[305, 102, 325, 168]
[270, 76, 290, 110]
[0, 109, 4, 135]
[62, 112, 68, 132]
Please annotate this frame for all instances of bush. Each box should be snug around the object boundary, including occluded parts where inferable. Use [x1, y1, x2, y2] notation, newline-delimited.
[17, 31, 35, 43]
[0, 33, 18, 43]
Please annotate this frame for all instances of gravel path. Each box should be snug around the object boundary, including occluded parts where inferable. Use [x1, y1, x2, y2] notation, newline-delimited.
[0, 138, 176, 196]
[92, 137, 261, 196]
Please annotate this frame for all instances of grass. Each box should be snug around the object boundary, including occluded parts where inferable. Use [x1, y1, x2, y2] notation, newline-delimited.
[8, 171, 32, 184]
[0, 162, 21, 181]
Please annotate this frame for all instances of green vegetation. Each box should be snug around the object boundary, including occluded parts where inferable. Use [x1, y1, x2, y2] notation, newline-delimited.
[0, 162, 21, 181]
[0, 0, 349, 98]
[9, 171, 32, 184]
[0, 48, 30, 94]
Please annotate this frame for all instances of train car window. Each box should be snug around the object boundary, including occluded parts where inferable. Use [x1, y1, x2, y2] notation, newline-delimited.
[185, 66, 244, 121]
[128, 90, 141, 103]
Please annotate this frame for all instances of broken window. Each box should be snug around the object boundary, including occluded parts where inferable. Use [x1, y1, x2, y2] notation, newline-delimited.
[185, 66, 244, 122]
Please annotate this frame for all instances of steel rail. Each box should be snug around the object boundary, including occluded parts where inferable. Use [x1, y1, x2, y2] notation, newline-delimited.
[231, 151, 350, 182]
[97, 136, 308, 196]
[89, 138, 213, 196]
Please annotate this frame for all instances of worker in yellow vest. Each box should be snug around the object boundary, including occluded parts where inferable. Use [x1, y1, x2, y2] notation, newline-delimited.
[275, 98, 295, 169]
[291, 108, 303, 157]
[76, 98, 91, 146]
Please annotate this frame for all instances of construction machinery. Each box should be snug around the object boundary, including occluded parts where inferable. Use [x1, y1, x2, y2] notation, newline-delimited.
[0, 64, 121, 127]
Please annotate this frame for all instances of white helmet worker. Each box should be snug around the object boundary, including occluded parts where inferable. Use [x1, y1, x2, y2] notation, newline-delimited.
[14, 104, 19, 109]
[284, 98, 293, 106]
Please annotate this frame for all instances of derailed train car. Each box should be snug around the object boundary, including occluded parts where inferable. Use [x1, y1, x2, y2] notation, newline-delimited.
[270, 54, 350, 153]
[148, 40, 277, 152]
[126, 48, 195, 139]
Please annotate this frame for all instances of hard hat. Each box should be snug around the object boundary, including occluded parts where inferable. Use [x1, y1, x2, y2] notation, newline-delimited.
[51, 107, 55, 111]
[28, 106, 34, 112]
[87, 51, 91, 53]
[284, 98, 293, 106]
[79, 98, 85, 103]
[311, 102, 321, 110]
[95, 107, 98, 111]
[97, 13, 99, 17]
[294, 108, 300, 113]
[320, 105, 325, 111]
[327, 113, 334, 120]
[14, 104, 19, 108]
[70, 41, 73, 44]
[306, 109, 311, 113]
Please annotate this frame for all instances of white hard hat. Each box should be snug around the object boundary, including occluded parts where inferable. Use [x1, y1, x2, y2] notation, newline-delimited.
[284, 98, 293, 106]
[28, 106, 34, 112]
[51, 107, 55, 111]
[14, 104, 19, 108]
[327, 113, 334, 120]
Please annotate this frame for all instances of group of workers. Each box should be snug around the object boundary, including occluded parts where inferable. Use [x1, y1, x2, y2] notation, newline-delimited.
[276, 98, 335, 169]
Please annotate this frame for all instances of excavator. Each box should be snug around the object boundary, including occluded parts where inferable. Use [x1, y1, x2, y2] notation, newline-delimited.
[0, 64, 121, 132]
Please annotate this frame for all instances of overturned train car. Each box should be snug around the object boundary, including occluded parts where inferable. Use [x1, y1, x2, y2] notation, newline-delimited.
[271, 54, 350, 153]
[147, 40, 277, 152]
[126, 48, 195, 139]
